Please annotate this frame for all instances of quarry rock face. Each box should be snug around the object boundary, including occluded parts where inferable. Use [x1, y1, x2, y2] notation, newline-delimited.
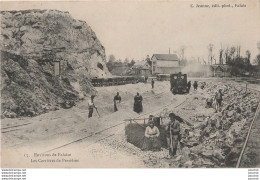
[1, 9, 110, 117]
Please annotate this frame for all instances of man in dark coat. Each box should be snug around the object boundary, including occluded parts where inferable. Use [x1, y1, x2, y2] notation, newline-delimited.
[114, 92, 121, 112]
[187, 81, 191, 93]
[151, 79, 154, 89]
[88, 95, 96, 118]
[193, 81, 198, 90]
[133, 92, 143, 113]
[166, 113, 181, 157]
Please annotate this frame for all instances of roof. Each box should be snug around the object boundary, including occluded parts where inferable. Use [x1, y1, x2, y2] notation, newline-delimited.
[132, 61, 150, 70]
[152, 54, 179, 61]
[211, 64, 230, 71]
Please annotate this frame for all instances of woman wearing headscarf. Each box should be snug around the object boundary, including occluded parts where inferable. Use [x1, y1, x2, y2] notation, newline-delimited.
[142, 120, 161, 151]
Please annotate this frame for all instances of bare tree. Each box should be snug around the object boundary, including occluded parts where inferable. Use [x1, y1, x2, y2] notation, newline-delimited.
[246, 50, 251, 61]
[236, 45, 241, 58]
[213, 55, 216, 64]
[224, 47, 229, 64]
[145, 55, 152, 66]
[179, 46, 186, 61]
[207, 44, 214, 65]
[219, 48, 224, 64]
[230, 46, 236, 61]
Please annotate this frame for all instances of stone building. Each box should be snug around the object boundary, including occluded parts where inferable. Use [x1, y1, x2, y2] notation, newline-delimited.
[128, 61, 151, 76]
[210, 64, 231, 77]
[151, 54, 181, 75]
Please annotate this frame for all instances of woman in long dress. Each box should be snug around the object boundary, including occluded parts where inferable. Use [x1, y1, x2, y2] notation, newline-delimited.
[142, 121, 161, 151]
[133, 92, 143, 113]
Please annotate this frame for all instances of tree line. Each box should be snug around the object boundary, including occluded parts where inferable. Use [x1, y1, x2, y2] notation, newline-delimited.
[106, 54, 136, 72]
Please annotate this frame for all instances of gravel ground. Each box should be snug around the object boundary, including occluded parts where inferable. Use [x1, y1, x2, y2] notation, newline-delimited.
[1, 79, 259, 168]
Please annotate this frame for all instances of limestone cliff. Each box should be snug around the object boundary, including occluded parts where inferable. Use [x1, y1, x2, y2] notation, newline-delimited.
[0, 9, 110, 117]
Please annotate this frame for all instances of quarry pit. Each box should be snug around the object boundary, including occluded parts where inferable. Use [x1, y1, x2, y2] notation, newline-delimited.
[1, 79, 259, 168]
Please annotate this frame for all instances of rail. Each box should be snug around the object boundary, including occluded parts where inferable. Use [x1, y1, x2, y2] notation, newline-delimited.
[42, 96, 189, 153]
[235, 102, 260, 168]
[1, 89, 169, 133]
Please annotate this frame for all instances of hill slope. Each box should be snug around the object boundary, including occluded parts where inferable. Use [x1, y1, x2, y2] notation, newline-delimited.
[1, 9, 110, 117]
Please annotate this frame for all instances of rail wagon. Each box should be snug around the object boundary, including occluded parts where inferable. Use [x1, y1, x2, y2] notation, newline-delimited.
[91, 78, 104, 87]
[170, 72, 188, 94]
[90, 76, 146, 87]
[156, 74, 170, 81]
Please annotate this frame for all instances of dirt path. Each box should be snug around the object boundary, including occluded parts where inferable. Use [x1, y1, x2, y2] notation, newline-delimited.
[1, 81, 185, 167]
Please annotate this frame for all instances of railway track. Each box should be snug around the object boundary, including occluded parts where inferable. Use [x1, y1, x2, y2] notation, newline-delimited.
[5, 80, 250, 133]
[218, 81, 260, 168]
[42, 82, 260, 167]
[235, 101, 260, 168]
[3, 80, 259, 167]
[93, 89, 169, 109]
[1, 123, 32, 133]
[1, 89, 169, 133]
[42, 95, 188, 153]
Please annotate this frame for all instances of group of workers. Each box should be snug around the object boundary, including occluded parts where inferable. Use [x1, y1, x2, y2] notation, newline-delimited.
[87, 78, 225, 158]
[187, 81, 224, 112]
[88, 91, 144, 118]
[143, 113, 180, 157]
[88, 78, 157, 117]
[187, 80, 198, 93]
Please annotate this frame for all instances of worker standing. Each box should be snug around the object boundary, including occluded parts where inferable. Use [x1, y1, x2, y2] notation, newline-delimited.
[133, 92, 143, 113]
[166, 113, 181, 157]
[145, 76, 148, 83]
[151, 79, 155, 89]
[187, 81, 191, 93]
[193, 81, 198, 90]
[214, 89, 223, 112]
[88, 95, 96, 118]
[114, 92, 121, 112]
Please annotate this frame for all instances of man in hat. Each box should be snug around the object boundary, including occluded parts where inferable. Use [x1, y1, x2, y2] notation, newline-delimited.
[114, 92, 121, 112]
[88, 95, 96, 118]
[133, 92, 143, 113]
[187, 81, 191, 93]
[151, 79, 155, 89]
[166, 113, 181, 157]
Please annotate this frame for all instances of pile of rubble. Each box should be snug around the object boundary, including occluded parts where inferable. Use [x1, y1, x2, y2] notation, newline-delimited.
[169, 81, 259, 168]
[101, 81, 259, 168]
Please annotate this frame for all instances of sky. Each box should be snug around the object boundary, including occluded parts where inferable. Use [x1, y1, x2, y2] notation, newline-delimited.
[1, 1, 260, 63]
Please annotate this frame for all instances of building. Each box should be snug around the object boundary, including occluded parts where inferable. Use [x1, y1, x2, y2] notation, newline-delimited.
[210, 64, 231, 77]
[128, 60, 151, 76]
[151, 54, 181, 75]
